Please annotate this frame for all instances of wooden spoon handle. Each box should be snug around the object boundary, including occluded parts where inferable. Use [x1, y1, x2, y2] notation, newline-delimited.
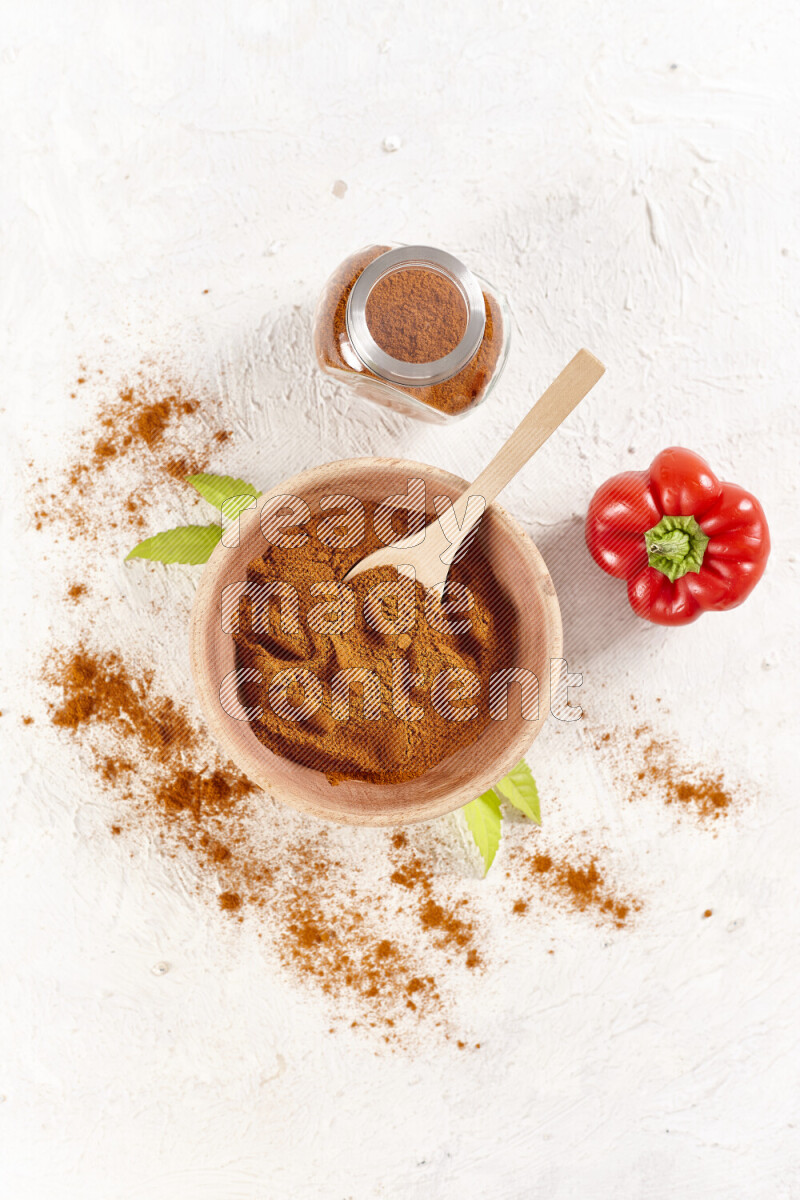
[345, 350, 605, 588]
[464, 349, 605, 514]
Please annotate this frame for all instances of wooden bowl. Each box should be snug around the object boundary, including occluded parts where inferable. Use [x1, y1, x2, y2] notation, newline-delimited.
[189, 457, 562, 826]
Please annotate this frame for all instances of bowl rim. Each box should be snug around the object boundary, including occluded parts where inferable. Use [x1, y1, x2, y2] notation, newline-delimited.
[189, 455, 562, 826]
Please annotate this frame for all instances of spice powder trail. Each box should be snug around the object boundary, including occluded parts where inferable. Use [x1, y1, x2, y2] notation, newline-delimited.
[44, 645, 641, 1037]
[32, 365, 233, 538]
[44, 646, 485, 1032]
[592, 722, 737, 823]
[509, 846, 639, 928]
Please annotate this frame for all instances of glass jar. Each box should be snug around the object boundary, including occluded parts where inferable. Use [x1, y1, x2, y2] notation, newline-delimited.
[312, 243, 510, 424]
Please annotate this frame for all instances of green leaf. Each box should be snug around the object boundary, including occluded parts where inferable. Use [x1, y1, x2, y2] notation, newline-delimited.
[462, 790, 503, 875]
[495, 759, 541, 825]
[125, 525, 222, 565]
[187, 472, 259, 521]
[220, 493, 259, 522]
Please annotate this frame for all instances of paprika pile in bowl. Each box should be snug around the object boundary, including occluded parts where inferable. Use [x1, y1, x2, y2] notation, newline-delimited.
[313, 244, 510, 423]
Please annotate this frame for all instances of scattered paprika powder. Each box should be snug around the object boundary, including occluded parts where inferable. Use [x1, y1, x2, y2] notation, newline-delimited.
[33, 365, 233, 538]
[592, 720, 737, 823]
[44, 644, 480, 1031]
[514, 847, 638, 927]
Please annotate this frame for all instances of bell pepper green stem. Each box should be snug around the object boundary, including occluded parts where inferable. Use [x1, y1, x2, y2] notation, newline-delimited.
[644, 515, 709, 583]
[647, 531, 690, 558]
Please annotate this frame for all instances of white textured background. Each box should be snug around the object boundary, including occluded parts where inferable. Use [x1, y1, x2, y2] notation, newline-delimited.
[2, 1, 799, 1197]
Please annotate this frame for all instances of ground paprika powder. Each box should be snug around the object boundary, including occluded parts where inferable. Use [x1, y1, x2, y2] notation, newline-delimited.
[233, 499, 517, 785]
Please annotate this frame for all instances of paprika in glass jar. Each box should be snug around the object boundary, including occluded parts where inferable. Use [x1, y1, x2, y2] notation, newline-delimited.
[312, 244, 510, 423]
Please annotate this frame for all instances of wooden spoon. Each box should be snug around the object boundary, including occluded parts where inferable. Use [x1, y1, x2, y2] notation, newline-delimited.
[344, 349, 605, 589]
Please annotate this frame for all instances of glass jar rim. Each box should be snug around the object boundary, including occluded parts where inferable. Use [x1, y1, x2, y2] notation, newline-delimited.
[345, 245, 486, 386]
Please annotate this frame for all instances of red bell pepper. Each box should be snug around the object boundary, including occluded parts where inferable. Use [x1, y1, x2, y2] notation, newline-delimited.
[585, 447, 770, 626]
